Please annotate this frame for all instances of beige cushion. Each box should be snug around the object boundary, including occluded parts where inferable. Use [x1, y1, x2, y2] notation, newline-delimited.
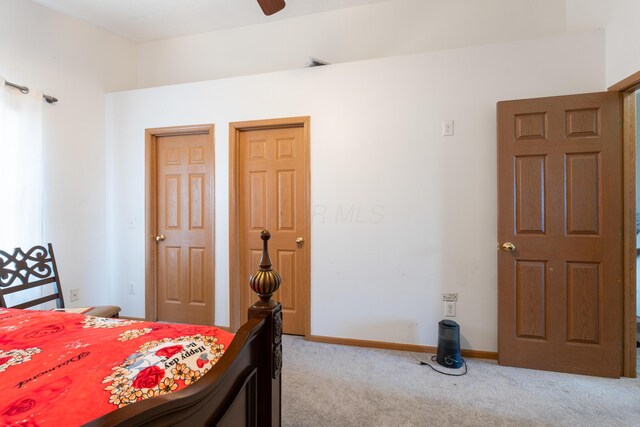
[85, 305, 121, 318]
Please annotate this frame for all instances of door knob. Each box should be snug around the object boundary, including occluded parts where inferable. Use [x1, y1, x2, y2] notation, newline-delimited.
[501, 242, 516, 252]
[296, 237, 304, 248]
[155, 234, 166, 242]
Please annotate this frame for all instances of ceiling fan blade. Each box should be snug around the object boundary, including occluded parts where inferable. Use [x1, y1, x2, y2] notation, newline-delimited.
[257, 0, 286, 16]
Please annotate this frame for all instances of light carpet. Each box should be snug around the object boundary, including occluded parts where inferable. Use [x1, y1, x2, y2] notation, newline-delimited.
[281, 336, 640, 426]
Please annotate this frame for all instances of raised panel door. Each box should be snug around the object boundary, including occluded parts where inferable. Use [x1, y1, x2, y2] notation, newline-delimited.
[498, 92, 622, 377]
[239, 126, 308, 335]
[156, 131, 214, 325]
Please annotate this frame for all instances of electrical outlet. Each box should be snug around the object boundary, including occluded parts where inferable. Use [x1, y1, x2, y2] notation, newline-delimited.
[70, 289, 79, 302]
[128, 282, 135, 295]
[444, 301, 456, 317]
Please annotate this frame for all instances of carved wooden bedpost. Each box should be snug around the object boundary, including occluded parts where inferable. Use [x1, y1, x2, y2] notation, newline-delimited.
[249, 230, 282, 426]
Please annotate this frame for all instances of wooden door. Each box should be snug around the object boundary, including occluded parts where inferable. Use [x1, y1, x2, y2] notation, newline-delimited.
[237, 124, 309, 335]
[151, 127, 215, 325]
[497, 92, 622, 378]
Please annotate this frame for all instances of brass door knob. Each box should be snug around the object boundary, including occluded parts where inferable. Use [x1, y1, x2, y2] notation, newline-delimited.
[501, 242, 516, 252]
[296, 237, 304, 248]
[155, 234, 166, 242]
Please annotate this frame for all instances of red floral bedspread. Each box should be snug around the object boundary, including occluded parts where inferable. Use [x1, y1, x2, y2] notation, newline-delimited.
[0, 308, 234, 426]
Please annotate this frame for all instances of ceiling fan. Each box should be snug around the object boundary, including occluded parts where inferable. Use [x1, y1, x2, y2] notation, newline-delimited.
[257, 0, 286, 16]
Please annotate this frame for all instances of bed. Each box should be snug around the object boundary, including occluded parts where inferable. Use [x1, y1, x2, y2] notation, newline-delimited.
[0, 231, 282, 426]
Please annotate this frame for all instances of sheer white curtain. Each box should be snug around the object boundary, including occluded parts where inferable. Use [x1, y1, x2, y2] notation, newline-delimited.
[0, 77, 45, 308]
[0, 77, 44, 251]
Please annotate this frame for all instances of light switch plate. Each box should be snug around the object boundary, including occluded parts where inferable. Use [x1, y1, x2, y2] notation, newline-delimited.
[442, 293, 458, 302]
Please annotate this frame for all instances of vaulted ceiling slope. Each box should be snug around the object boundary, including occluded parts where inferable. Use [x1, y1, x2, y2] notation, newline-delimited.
[31, 0, 391, 43]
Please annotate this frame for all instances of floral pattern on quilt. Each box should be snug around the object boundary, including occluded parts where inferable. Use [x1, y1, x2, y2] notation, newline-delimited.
[81, 316, 140, 329]
[2, 376, 74, 426]
[0, 308, 234, 426]
[103, 335, 225, 408]
[0, 347, 41, 373]
[117, 328, 153, 342]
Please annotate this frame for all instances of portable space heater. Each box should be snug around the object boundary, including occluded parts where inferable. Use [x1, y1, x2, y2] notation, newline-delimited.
[436, 319, 463, 369]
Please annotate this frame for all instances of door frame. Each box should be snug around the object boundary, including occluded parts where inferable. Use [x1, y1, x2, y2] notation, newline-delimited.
[609, 71, 639, 378]
[228, 117, 311, 335]
[144, 124, 216, 322]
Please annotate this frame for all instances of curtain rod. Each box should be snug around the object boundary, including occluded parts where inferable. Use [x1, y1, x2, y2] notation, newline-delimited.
[4, 79, 58, 104]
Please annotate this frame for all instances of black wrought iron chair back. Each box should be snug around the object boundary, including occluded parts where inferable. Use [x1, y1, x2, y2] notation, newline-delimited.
[0, 244, 65, 309]
[0, 244, 120, 317]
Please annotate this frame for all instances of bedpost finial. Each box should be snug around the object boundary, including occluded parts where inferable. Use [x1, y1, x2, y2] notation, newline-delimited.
[250, 230, 281, 306]
[258, 230, 272, 270]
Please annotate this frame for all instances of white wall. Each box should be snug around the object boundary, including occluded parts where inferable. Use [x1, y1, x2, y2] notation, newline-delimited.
[137, 0, 567, 88]
[137, 0, 640, 89]
[567, 0, 640, 86]
[602, 0, 640, 86]
[0, 0, 137, 307]
[106, 31, 605, 351]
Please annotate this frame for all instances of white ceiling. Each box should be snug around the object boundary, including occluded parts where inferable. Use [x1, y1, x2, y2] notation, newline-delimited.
[31, 0, 391, 43]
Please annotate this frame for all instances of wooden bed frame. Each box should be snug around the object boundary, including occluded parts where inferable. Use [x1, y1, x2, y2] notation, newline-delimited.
[85, 304, 281, 426]
[0, 232, 282, 427]
[86, 230, 282, 426]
